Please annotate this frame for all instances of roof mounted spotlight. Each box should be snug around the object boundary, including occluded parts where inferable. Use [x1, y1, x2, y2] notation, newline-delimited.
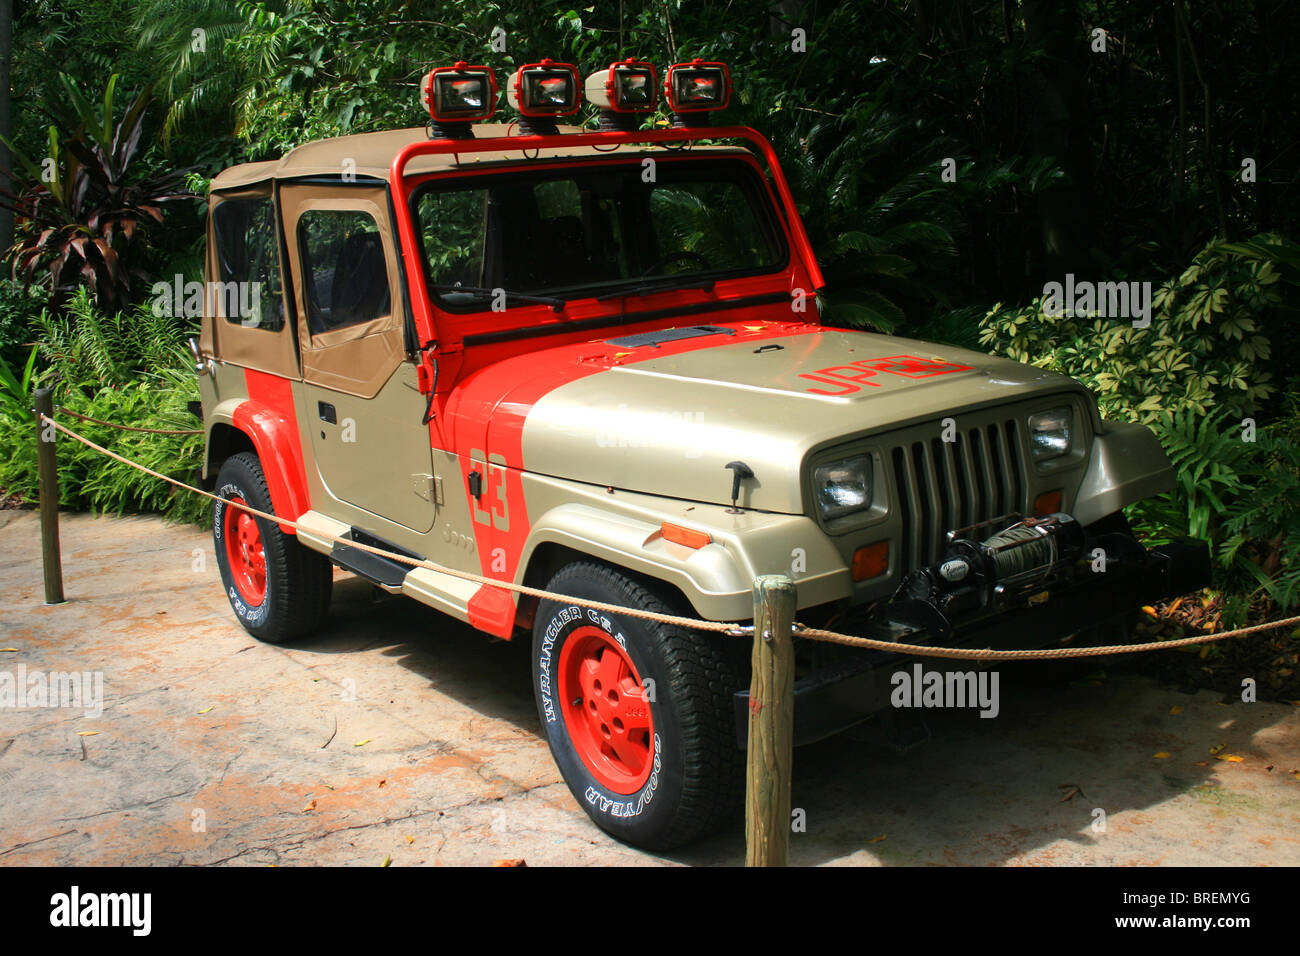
[507, 59, 581, 136]
[663, 59, 731, 128]
[584, 58, 658, 131]
[422, 62, 497, 139]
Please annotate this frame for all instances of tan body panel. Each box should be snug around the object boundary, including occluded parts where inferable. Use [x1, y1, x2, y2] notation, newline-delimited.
[299, 362, 436, 534]
[516, 473, 850, 620]
[519, 328, 1098, 514]
[1073, 419, 1175, 526]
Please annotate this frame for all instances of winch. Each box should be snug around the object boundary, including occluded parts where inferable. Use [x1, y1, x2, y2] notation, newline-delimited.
[896, 513, 1086, 622]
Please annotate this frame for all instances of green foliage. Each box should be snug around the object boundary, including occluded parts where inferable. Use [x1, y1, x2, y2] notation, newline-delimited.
[0, 373, 205, 525]
[0, 279, 51, 367]
[980, 235, 1299, 617]
[0, 289, 204, 523]
[33, 287, 193, 388]
[977, 235, 1289, 425]
[0, 345, 40, 415]
[1127, 405, 1300, 623]
[1, 75, 195, 310]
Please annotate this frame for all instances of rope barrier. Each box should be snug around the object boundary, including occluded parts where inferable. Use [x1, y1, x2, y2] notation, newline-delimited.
[54, 405, 203, 436]
[37, 411, 1300, 661]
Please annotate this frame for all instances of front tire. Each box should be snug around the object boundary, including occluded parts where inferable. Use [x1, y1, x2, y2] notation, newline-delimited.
[213, 452, 332, 644]
[532, 562, 744, 850]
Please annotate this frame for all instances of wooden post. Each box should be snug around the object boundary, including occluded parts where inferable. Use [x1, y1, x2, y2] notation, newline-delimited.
[745, 573, 795, 866]
[34, 388, 64, 605]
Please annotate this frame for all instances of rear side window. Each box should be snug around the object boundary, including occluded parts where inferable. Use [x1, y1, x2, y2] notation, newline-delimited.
[297, 210, 392, 335]
[211, 197, 285, 331]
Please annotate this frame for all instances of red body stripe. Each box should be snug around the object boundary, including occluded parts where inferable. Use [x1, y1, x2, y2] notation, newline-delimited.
[448, 317, 813, 637]
[236, 368, 311, 534]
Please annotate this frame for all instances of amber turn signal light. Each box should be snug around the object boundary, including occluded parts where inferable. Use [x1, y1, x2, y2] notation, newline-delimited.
[1033, 489, 1063, 515]
[852, 540, 889, 581]
[661, 522, 711, 550]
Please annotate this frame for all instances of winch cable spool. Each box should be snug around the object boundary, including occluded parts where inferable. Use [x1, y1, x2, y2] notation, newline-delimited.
[984, 522, 1057, 579]
[32, 411, 1300, 663]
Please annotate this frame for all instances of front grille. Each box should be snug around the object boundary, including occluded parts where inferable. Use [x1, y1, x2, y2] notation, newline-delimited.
[890, 418, 1028, 571]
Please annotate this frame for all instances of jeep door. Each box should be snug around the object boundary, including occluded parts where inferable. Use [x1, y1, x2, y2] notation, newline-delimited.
[277, 182, 436, 537]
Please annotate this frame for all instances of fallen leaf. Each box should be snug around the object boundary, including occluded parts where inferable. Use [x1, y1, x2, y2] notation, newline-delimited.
[302, 800, 317, 813]
[405, 835, 415, 845]
[354, 738, 371, 747]
[1, 648, 19, 652]
[1209, 743, 1226, 755]
[1141, 605, 1158, 618]
[378, 779, 386, 788]
[77, 731, 99, 737]
[1153, 752, 1171, 759]
[868, 834, 887, 844]
[197, 707, 214, 714]
[1169, 706, 1183, 715]
[380, 855, 392, 867]
[1216, 754, 1244, 763]
[492, 858, 527, 867]
[1195, 761, 1211, 767]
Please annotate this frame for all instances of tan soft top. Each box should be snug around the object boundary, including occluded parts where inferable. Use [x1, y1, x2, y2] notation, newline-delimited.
[210, 123, 743, 191]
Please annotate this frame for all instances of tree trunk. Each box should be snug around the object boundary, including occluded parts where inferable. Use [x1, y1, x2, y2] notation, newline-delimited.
[0, 0, 12, 254]
[1022, 0, 1098, 279]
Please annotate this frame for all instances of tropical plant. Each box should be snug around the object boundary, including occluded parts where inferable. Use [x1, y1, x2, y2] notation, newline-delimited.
[0, 288, 203, 522]
[0, 74, 194, 310]
[32, 286, 194, 389]
[0, 345, 39, 414]
[978, 234, 1289, 425]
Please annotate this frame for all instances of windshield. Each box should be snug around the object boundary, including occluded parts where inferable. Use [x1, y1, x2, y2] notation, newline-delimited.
[412, 157, 787, 310]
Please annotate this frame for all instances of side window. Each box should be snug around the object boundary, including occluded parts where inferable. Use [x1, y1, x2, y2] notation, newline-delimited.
[212, 197, 285, 330]
[297, 210, 392, 335]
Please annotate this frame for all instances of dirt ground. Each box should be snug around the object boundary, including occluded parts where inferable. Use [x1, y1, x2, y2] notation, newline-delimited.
[1, 509, 1297, 866]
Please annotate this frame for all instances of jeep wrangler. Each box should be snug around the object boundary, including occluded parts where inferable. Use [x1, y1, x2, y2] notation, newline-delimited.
[193, 59, 1209, 850]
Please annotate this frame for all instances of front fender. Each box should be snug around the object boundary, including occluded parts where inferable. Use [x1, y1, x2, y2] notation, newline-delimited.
[517, 474, 851, 621]
[207, 395, 311, 534]
[1073, 419, 1175, 526]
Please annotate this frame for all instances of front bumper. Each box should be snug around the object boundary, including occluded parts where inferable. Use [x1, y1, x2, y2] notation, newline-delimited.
[732, 531, 1209, 748]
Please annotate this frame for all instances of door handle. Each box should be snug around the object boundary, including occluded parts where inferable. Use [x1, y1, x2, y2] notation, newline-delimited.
[318, 401, 337, 424]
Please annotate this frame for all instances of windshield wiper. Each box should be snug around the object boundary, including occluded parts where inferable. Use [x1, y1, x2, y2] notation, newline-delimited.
[430, 283, 566, 313]
[595, 276, 717, 302]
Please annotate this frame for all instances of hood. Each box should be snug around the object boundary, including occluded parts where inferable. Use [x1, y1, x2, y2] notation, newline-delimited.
[489, 323, 1091, 513]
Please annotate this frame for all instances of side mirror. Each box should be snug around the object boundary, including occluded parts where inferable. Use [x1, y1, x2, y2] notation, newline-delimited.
[188, 337, 210, 376]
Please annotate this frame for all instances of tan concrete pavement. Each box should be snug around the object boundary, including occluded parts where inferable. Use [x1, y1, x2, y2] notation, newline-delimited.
[0, 509, 1297, 866]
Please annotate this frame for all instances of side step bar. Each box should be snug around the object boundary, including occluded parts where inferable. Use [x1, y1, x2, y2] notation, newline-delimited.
[330, 528, 422, 592]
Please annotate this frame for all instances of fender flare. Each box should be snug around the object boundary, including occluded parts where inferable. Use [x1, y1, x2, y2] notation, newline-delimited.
[1073, 419, 1175, 526]
[516, 502, 849, 623]
[208, 397, 311, 534]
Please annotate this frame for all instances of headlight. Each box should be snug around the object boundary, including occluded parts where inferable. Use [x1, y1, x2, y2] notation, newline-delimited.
[814, 456, 872, 519]
[1028, 407, 1073, 461]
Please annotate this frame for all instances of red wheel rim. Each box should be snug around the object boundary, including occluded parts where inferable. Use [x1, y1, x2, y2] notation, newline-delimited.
[223, 495, 267, 606]
[557, 625, 655, 794]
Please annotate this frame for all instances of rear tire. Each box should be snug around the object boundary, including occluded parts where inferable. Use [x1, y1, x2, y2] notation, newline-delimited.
[213, 452, 332, 644]
[532, 562, 744, 850]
